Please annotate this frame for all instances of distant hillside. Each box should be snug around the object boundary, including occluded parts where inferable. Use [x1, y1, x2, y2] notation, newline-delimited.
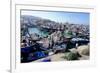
[21, 15, 89, 35]
[21, 15, 56, 27]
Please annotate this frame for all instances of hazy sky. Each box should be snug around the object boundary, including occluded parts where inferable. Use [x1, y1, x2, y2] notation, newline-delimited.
[21, 10, 90, 25]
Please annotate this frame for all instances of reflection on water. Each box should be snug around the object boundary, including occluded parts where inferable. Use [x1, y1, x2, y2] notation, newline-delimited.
[28, 27, 49, 38]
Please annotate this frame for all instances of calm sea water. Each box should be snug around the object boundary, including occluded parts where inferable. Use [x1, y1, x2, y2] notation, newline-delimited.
[28, 27, 49, 37]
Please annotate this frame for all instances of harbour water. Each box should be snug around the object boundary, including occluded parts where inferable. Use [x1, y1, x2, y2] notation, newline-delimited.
[28, 27, 49, 38]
